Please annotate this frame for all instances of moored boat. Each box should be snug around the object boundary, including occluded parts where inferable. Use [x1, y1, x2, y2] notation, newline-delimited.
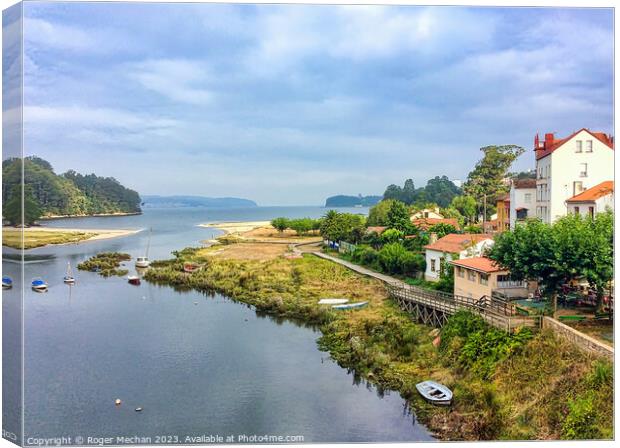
[331, 301, 368, 310]
[415, 380, 453, 406]
[63, 262, 76, 284]
[31, 278, 48, 292]
[2, 276, 13, 289]
[128, 275, 141, 285]
[135, 228, 152, 268]
[183, 262, 201, 273]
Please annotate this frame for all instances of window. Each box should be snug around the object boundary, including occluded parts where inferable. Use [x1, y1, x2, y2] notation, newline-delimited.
[423, 211, 429, 218]
[580, 163, 588, 177]
[586, 140, 593, 152]
[467, 270, 476, 282]
[589, 206, 595, 218]
[524, 193, 532, 204]
[479, 274, 488, 285]
[574, 206, 580, 215]
[430, 259, 436, 272]
[576, 140, 583, 153]
[457, 267, 464, 278]
[573, 181, 583, 196]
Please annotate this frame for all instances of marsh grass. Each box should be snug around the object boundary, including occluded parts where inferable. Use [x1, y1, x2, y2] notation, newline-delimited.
[77, 252, 131, 277]
[2, 229, 96, 249]
[144, 247, 613, 441]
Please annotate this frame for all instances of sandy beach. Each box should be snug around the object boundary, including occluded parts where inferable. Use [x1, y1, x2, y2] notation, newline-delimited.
[198, 221, 272, 234]
[2, 227, 143, 249]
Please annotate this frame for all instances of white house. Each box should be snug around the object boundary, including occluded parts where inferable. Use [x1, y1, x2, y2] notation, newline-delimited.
[411, 207, 443, 220]
[423, 233, 494, 282]
[534, 129, 614, 223]
[509, 178, 537, 228]
[566, 181, 614, 218]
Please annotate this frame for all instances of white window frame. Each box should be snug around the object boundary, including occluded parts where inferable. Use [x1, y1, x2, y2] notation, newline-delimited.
[576, 140, 583, 153]
[586, 140, 593, 152]
[579, 163, 588, 178]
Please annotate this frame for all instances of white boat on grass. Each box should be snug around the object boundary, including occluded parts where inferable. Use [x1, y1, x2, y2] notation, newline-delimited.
[318, 298, 349, 305]
[331, 301, 368, 310]
[416, 380, 453, 406]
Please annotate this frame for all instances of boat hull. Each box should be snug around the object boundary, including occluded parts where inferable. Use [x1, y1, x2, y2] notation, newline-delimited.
[416, 381, 453, 406]
[332, 301, 368, 310]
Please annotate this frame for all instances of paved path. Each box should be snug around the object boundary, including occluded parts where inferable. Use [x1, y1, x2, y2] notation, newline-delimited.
[312, 251, 404, 286]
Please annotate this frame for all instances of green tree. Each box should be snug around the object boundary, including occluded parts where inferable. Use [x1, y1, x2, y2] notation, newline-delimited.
[271, 217, 290, 233]
[320, 211, 366, 243]
[367, 199, 396, 226]
[427, 222, 458, 239]
[380, 228, 404, 244]
[440, 207, 464, 227]
[423, 176, 461, 207]
[401, 179, 417, 204]
[3, 185, 42, 226]
[386, 200, 411, 232]
[451, 195, 478, 224]
[488, 212, 614, 313]
[463, 145, 525, 219]
[383, 184, 403, 202]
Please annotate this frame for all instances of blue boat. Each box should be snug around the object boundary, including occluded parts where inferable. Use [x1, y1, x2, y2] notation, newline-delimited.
[31, 278, 48, 292]
[416, 380, 453, 406]
[331, 301, 368, 310]
[2, 276, 13, 289]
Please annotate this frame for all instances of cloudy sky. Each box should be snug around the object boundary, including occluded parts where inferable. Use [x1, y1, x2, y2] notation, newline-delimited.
[4, 2, 614, 205]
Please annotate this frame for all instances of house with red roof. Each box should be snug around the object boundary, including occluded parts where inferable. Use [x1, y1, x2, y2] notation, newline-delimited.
[534, 128, 614, 223]
[450, 257, 530, 299]
[509, 178, 537, 228]
[566, 180, 614, 218]
[423, 233, 493, 282]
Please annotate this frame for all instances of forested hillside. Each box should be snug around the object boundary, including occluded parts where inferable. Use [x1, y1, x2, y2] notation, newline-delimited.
[2, 157, 141, 219]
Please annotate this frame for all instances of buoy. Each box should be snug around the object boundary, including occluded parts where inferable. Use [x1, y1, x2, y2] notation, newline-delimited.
[135, 407, 142, 412]
[115, 399, 122, 406]
[194, 301, 198, 305]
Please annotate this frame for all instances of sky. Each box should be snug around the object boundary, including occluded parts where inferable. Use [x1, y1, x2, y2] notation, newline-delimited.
[3, 2, 614, 205]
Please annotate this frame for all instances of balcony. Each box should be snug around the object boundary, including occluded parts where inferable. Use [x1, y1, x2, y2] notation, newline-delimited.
[497, 280, 528, 289]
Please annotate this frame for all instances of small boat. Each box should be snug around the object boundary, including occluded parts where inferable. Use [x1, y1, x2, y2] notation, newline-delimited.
[128, 275, 141, 285]
[63, 262, 76, 284]
[318, 298, 349, 305]
[183, 262, 201, 273]
[115, 399, 122, 406]
[332, 301, 368, 310]
[415, 380, 453, 406]
[135, 228, 152, 268]
[135, 407, 143, 412]
[31, 278, 48, 292]
[2, 276, 13, 289]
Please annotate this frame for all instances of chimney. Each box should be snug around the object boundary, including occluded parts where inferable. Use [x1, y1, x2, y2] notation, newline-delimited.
[534, 133, 540, 149]
[430, 233, 438, 244]
[544, 133, 555, 147]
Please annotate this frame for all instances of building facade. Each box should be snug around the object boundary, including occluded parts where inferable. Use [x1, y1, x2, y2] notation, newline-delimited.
[450, 257, 529, 299]
[566, 181, 614, 218]
[423, 234, 494, 282]
[509, 178, 537, 228]
[534, 129, 614, 223]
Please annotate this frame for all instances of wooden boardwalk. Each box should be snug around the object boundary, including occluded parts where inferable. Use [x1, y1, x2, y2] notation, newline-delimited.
[312, 252, 541, 332]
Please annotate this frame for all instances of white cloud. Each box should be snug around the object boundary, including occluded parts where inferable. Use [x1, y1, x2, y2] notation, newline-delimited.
[126, 59, 214, 105]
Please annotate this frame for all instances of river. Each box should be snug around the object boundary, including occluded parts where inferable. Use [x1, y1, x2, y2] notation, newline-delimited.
[2, 206, 433, 444]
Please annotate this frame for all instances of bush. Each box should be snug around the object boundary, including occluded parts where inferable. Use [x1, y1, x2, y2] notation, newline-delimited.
[377, 243, 425, 275]
[351, 245, 379, 268]
[562, 392, 601, 439]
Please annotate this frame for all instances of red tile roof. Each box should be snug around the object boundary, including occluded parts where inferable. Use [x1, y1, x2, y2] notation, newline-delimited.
[424, 233, 493, 253]
[366, 226, 387, 234]
[449, 257, 505, 274]
[534, 128, 614, 160]
[566, 181, 614, 203]
[513, 178, 537, 189]
[412, 217, 460, 230]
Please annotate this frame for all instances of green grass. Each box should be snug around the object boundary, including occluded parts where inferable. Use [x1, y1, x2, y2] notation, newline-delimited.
[2, 229, 96, 249]
[77, 252, 131, 277]
[144, 248, 613, 441]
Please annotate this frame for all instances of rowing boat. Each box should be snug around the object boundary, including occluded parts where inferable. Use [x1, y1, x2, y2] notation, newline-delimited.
[331, 301, 368, 310]
[415, 380, 453, 406]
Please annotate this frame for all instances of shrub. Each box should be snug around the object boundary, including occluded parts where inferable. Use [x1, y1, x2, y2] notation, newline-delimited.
[351, 245, 379, 268]
[377, 243, 425, 275]
[380, 228, 404, 244]
[562, 392, 601, 440]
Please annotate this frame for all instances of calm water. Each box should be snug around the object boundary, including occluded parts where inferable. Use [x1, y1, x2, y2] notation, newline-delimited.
[3, 207, 433, 444]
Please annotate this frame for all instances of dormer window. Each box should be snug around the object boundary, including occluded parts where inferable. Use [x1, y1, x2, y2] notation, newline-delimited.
[575, 140, 583, 153]
[586, 140, 593, 152]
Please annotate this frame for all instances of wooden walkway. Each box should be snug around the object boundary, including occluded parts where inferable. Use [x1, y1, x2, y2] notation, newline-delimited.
[312, 252, 541, 332]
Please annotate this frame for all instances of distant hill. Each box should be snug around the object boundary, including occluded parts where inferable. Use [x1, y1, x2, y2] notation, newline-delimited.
[2, 156, 141, 218]
[325, 195, 382, 207]
[142, 195, 257, 208]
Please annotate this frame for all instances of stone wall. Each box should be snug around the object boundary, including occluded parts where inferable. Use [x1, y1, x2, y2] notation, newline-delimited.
[542, 317, 613, 360]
